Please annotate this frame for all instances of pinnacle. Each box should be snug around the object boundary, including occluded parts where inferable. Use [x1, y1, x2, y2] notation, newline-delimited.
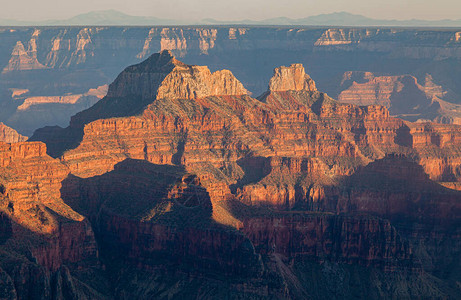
[268, 63, 317, 92]
[127, 49, 186, 73]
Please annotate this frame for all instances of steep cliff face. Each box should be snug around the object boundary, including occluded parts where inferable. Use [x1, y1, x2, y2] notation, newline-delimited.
[0, 123, 27, 143]
[0, 141, 97, 258]
[6, 52, 461, 298]
[268, 64, 317, 92]
[59, 159, 263, 278]
[338, 71, 461, 124]
[2, 26, 461, 137]
[3, 27, 460, 73]
[242, 214, 414, 271]
[0, 142, 76, 232]
[2, 39, 46, 73]
[0, 141, 105, 298]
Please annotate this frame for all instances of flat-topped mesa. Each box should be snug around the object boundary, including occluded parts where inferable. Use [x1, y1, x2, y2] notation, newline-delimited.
[157, 67, 248, 100]
[108, 50, 248, 100]
[268, 63, 317, 92]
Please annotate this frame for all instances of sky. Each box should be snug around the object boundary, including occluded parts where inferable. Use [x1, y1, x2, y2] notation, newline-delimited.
[0, 0, 459, 21]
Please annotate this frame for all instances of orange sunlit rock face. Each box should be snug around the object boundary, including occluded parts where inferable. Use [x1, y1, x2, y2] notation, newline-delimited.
[2, 51, 460, 298]
[0, 122, 27, 143]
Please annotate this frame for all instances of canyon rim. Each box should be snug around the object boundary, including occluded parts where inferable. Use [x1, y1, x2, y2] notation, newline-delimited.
[1, 3, 461, 297]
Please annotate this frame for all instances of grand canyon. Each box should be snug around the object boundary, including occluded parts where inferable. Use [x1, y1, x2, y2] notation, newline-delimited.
[1, 26, 461, 136]
[0, 23, 460, 299]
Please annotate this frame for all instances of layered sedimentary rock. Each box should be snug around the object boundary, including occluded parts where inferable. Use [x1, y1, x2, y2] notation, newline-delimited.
[0, 141, 103, 297]
[2, 26, 461, 136]
[268, 64, 317, 92]
[2, 40, 45, 73]
[0, 141, 97, 260]
[61, 159, 261, 276]
[0, 122, 27, 143]
[107, 50, 247, 101]
[17, 85, 107, 111]
[338, 71, 461, 124]
[242, 214, 414, 271]
[32, 51, 461, 200]
[3, 85, 107, 136]
[4, 51, 461, 298]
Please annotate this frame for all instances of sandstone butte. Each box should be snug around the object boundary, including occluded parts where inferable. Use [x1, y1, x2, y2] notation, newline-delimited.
[0, 50, 460, 299]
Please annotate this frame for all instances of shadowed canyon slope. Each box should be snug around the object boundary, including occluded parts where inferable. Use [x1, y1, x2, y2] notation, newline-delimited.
[338, 71, 461, 124]
[1, 26, 461, 135]
[1, 51, 461, 299]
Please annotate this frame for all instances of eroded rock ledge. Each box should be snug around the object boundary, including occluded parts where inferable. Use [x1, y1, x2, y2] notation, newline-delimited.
[4, 51, 460, 298]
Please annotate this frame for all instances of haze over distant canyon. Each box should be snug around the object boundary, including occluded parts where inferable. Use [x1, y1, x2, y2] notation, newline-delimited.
[0, 21, 460, 299]
[3, 10, 461, 26]
[0, 47, 460, 299]
[1, 26, 461, 136]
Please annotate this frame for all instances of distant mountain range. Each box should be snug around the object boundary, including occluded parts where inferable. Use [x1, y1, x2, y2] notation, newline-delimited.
[0, 10, 182, 26]
[1, 10, 461, 27]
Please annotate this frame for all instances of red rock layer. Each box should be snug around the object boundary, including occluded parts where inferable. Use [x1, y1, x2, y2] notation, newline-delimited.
[242, 214, 414, 272]
[98, 212, 260, 275]
[0, 141, 97, 272]
[34, 58, 461, 211]
[59, 159, 261, 275]
[26, 53, 461, 277]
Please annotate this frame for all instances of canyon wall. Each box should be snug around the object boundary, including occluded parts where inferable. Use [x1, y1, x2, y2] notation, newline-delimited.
[1, 26, 461, 135]
[0, 141, 106, 298]
[0, 122, 27, 143]
[2, 51, 460, 298]
[338, 71, 461, 124]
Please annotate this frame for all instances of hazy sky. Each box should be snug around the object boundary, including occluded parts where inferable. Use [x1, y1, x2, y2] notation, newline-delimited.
[1, 0, 459, 21]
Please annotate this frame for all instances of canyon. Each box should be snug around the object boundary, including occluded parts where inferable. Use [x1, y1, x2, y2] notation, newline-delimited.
[1, 26, 461, 136]
[338, 72, 461, 124]
[0, 50, 459, 299]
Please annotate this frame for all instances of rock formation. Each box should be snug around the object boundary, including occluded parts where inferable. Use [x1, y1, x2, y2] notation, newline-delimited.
[268, 64, 317, 92]
[107, 50, 247, 101]
[2, 51, 461, 298]
[17, 85, 107, 111]
[0, 123, 27, 143]
[338, 71, 461, 124]
[2, 39, 46, 73]
[2, 26, 461, 136]
[2, 85, 107, 136]
[0, 141, 104, 298]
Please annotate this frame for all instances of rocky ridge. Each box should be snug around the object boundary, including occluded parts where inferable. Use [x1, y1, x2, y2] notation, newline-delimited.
[1, 51, 460, 298]
[2, 26, 461, 137]
[17, 85, 107, 111]
[0, 123, 27, 143]
[107, 50, 248, 101]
